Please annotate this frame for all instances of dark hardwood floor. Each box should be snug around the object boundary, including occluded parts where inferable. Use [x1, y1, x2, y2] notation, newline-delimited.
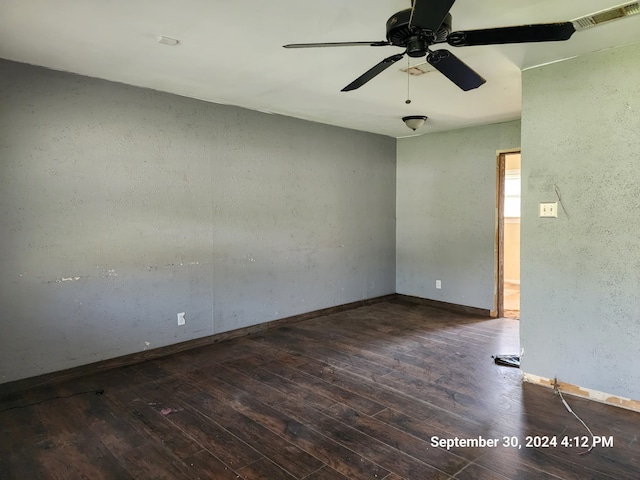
[1, 299, 639, 479]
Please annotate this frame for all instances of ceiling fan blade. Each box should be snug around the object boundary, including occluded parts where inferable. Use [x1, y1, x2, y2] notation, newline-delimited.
[284, 41, 390, 48]
[410, 0, 456, 32]
[342, 53, 405, 92]
[447, 22, 576, 47]
[426, 49, 486, 91]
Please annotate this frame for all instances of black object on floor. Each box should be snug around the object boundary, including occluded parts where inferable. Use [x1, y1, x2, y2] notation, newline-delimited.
[493, 355, 520, 368]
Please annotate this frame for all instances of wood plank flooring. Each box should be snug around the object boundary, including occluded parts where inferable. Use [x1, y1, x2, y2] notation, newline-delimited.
[503, 282, 520, 320]
[1, 299, 639, 479]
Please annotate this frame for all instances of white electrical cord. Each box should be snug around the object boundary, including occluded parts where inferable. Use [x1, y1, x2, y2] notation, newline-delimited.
[553, 183, 570, 219]
[555, 383, 595, 455]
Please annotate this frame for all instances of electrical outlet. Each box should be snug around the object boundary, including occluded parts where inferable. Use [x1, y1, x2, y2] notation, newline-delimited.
[436, 280, 442, 289]
[177, 312, 185, 326]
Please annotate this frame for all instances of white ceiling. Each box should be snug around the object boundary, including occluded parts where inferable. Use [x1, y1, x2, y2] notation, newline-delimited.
[1, 0, 639, 138]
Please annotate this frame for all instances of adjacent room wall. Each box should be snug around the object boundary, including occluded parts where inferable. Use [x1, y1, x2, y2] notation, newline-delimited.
[396, 121, 521, 310]
[520, 43, 640, 400]
[504, 153, 521, 284]
[503, 222, 521, 284]
[0, 60, 397, 384]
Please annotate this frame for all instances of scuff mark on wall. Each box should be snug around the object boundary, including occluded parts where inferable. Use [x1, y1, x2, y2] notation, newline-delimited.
[50, 275, 90, 284]
[44, 268, 121, 284]
[57, 276, 82, 283]
[46, 268, 118, 284]
[147, 261, 202, 271]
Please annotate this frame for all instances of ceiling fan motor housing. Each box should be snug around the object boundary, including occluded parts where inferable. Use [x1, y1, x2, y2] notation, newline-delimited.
[386, 9, 452, 56]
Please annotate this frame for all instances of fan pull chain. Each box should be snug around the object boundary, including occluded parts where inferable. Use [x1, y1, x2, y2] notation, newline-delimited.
[405, 57, 411, 104]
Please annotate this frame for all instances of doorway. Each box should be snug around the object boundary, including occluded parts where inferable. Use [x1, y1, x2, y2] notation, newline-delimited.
[496, 151, 521, 319]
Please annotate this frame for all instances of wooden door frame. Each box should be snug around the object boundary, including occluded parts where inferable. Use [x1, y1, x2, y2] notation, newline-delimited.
[494, 149, 520, 318]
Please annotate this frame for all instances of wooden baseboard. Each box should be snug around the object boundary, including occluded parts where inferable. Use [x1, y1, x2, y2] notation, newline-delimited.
[396, 294, 491, 317]
[523, 372, 640, 414]
[0, 294, 397, 397]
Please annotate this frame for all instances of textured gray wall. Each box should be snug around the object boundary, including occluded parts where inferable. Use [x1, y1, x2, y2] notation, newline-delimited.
[520, 43, 640, 399]
[396, 121, 521, 309]
[0, 60, 396, 384]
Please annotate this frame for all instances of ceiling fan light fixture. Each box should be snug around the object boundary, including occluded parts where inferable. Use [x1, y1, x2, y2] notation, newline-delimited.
[402, 115, 428, 131]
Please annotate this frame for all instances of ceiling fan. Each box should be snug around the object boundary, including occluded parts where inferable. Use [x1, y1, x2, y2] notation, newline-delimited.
[283, 0, 623, 92]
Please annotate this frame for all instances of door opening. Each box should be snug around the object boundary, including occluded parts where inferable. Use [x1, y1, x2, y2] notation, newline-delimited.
[496, 151, 521, 319]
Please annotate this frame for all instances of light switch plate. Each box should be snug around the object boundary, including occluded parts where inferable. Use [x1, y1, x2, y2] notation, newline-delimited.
[539, 202, 558, 218]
